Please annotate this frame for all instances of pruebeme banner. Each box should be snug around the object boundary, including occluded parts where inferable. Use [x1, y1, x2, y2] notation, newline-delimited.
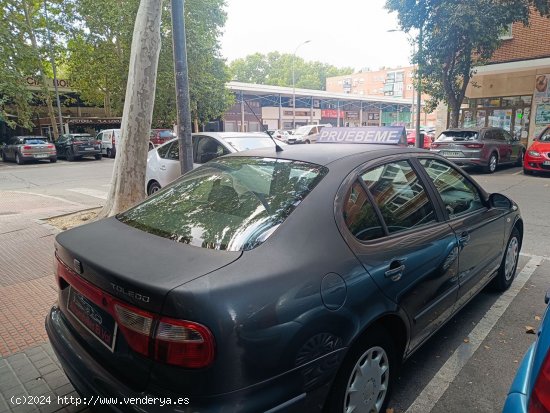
[317, 126, 406, 145]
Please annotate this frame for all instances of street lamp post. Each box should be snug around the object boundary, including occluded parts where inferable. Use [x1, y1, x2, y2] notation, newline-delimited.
[388, 29, 423, 147]
[292, 40, 311, 129]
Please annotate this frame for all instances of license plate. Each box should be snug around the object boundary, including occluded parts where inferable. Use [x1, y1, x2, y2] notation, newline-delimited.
[67, 287, 117, 351]
[34, 154, 48, 158]
[441, 151, 463, 157]
[84, 147, 94, 151]
[544, 161, 550, 166]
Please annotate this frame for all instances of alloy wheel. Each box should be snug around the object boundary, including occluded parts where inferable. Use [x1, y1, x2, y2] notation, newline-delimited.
[504, 237, 519, 281]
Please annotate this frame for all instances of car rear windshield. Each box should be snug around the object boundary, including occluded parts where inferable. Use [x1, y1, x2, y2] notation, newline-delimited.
[23, 138, 47, 144]
[223, 136, 277, 151]
[118, 157, 328, 251]
[158, 131, 174, 138]
[436, 131, 478, 142]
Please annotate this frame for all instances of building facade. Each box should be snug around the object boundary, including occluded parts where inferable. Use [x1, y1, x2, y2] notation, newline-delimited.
[456, 10, 550, 145]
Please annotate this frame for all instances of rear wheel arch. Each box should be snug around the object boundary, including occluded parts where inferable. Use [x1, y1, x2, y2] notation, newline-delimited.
[354, 314, 409, 362]
[147, 180, 162, 195]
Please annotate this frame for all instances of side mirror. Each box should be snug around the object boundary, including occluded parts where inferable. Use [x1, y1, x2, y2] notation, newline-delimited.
[489, 193, 514, 210]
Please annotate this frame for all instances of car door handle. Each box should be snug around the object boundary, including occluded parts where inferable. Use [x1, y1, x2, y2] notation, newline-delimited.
[160, 165, 166, 171]
[385, 261, 405, 281]
[458, 232, 470, 246]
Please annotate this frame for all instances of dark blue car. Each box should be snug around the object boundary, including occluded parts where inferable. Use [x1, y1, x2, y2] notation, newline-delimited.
[46, 135, 523, 413]
[503, 289, 550, 413]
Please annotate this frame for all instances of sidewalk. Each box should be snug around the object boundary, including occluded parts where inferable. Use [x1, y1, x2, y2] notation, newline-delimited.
[0, 191, 90, 412]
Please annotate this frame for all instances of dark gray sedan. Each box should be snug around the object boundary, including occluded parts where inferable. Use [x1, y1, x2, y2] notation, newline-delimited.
[1, 135, 57, 164]
[46, 143, 523, 413]
[55, 133, 102, 161]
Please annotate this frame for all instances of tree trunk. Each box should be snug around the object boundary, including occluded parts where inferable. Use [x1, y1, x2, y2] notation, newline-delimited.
[449, 103, 461, 128]
[99, 0, 163, 218]
[194, 118, 199, 133]
[22, 1, 58, 139]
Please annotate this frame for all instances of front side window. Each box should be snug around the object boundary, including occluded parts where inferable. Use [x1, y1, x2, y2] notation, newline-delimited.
[118, 158, 328, 251]
[420, 159, 484, 218]
[361, 160, 437, 235]
[343, 181, 384, 241]
[156, 141, 173, 159]
[195, 136, 227, 164]
[540, 127, 550, 142]
[167, 140, 179, 160]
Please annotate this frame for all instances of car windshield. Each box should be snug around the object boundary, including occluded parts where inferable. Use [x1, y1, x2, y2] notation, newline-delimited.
[118, 157, 328, 251]
[436, 131, 478, 142]
[294, 126, 311, 135]
[73, 135, 93, 140]
[223, 136, 277, 151]
[22, 137, 47, 144]
[159, 131, 174, 138]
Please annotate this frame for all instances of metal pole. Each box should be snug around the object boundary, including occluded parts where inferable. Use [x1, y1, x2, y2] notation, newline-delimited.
[292, 56, 296, 129]
[337, 100, 340, 127]
[43, 0, 64, 137]
[411, 42, 416, 129]
[359, 101, 363, 126]
[278, 94, 282, 129]
[240, 92, 245, 131]
[171, 0, 193, 174]
[415, 26, 423, 148]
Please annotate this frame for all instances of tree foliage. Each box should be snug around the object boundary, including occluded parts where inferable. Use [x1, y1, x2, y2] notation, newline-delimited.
[0, 0, 68, 131]
[229, 52, 354, 90]
[67, 0, 231, 129]
[386, 0, 550, 127]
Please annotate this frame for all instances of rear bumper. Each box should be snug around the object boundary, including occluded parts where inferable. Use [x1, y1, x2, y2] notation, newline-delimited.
[20, 153, 56, 161]
[46, 306, 323, 413]
[443, 157, 486, 167]
[74, 149, 101, 157]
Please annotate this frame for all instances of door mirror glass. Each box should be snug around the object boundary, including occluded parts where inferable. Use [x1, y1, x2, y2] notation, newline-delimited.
[489, 193, 513, 209]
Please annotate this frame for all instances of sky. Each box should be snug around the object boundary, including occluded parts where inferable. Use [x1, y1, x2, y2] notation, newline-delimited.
[220, 0, 414, 72]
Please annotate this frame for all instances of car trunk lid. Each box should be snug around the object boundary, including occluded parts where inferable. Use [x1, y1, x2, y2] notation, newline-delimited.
[54, 217, 241, 389]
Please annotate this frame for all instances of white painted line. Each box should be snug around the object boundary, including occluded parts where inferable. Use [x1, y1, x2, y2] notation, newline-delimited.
[513, 170, 524, 175]
[406, 255, 545, 413]
[67, 188, 108, 200]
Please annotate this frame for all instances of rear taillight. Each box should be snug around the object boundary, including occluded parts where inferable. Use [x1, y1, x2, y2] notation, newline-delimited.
[155, 317, 215, 368]
[55, 255, 215, 368]
[47, 144, 54, 149]
[529, 350, 550, 413]
[114, 303, 153, 357]
[464, 143, 484, 149]
[23, 145, 32, 150]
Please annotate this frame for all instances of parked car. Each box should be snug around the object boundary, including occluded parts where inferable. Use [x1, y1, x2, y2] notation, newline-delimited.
[406, 129, 432, 149]
[503, 288, 550, 413]
[145, 132, 285, 195]
[150, 129, 175, 145]
[267, 129, 290, 142]
[55, 134, 102, 161]
[430, 127, 525, 173]
[524, 126, 550, 175]
[287, 124, 331, 144]
[47, 138, 523, 413]
[96, 129, 120, 158]
[1, 136, 56, 164]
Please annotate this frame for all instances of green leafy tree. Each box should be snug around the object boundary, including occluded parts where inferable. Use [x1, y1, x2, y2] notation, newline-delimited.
[230, 52, 354, 90]
[386, 0, 550, 127]
[67, 0, 231, 129]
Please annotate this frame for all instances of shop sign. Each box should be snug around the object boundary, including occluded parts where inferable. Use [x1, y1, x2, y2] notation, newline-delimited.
[321, 109, 345, 118]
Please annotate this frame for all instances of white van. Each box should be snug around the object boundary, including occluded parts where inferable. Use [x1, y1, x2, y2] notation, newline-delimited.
[96, 129, 120, 158]
[287, 124, 331, 144]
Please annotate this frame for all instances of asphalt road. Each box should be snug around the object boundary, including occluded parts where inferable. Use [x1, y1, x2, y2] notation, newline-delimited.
[1, 158, 549, 412]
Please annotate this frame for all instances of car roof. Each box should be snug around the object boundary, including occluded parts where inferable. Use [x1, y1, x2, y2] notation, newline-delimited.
[198, 132, 273, 139]
[225, 143, 426, 167]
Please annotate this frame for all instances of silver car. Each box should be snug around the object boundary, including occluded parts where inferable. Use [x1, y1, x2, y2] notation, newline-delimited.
[430, 127, 525, 173]
[1, 136, 57, 165]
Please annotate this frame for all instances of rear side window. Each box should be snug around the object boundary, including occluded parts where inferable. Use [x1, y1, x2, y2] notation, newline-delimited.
[156, 142, 172, 159]
[118, 158, 328, 251]
[360, 160, 437, 235]
[420, 159, 484, 218]
[343, 182, 384, 241]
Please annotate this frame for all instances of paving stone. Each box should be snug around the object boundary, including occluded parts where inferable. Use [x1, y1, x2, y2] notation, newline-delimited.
[52, 384, 73, 398]
[1, 386, 27, 401]
[22, 379, 50, 395]
[37, 364, 58, 376]
[12, 366, 40, 384]
[23, 347, 45, 357]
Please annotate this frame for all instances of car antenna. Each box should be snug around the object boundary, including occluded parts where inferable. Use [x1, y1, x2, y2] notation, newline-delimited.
[243, 98, 283, 152]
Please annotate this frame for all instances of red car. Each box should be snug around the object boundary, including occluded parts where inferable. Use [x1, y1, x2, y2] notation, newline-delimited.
[524, 126, 550, 175]
[406, 130, 432, 149]
[150, 129, 175, 145]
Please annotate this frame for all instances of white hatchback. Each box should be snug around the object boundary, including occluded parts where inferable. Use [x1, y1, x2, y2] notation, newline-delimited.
[145, 132, 285, 195]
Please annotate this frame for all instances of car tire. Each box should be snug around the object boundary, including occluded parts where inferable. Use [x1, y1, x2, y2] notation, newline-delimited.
[325, 328, 397, 413]
[106, 148, 111, 158]
[15, 152, 24, 165]
[147, 181, 162, 196]
[94, 154, 102, 160]
[67, 148, 75, 162]
[1, 151, 6, 162]
[490, 227, 521, 292]
[516, 150, 525, 167]
[305, 139, 311, 144]
[50, 157, 57, 163]
[484, 153, 498, 174]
